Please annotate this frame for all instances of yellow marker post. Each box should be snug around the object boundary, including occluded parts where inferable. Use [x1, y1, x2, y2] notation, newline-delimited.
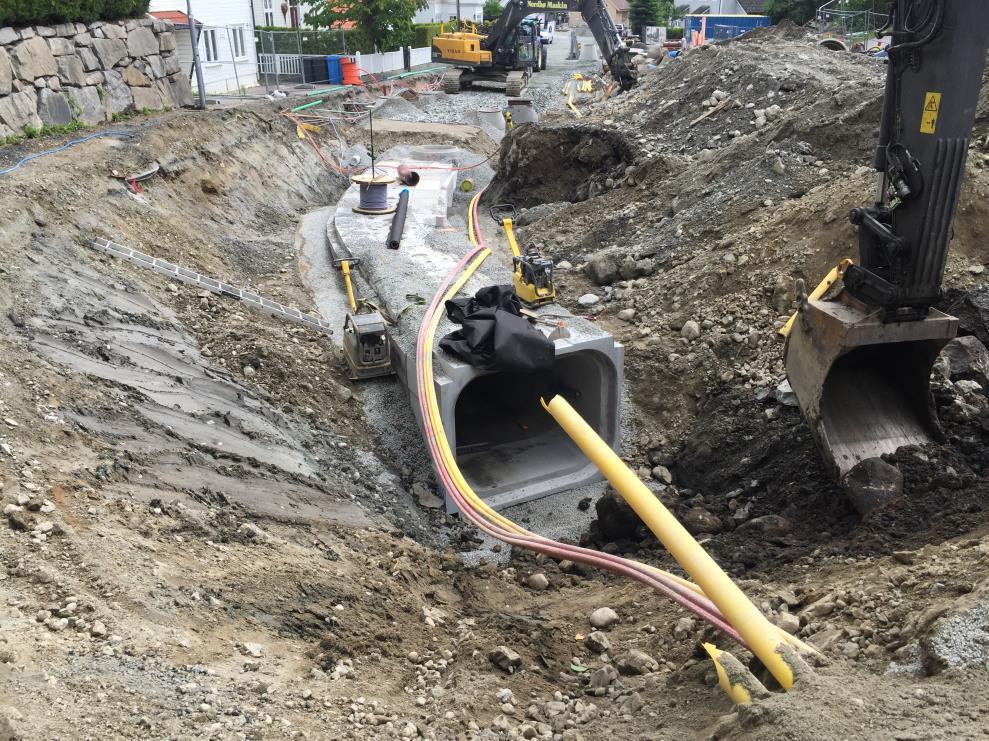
[543, 395, 797, 691]
[340, 260, 358, 313]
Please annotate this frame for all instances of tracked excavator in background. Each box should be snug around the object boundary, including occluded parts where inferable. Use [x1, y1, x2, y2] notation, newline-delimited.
[432, 0, 636, 96]
[784, 0, 989, 487]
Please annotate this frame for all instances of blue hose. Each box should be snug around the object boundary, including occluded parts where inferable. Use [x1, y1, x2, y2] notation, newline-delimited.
[0, 131, 132, 177]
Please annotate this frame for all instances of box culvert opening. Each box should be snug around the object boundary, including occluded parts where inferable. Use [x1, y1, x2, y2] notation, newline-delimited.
[453, 351, 617, 497]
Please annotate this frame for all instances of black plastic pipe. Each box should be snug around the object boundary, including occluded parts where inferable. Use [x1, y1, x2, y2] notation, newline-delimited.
[387, 188, 410, 250]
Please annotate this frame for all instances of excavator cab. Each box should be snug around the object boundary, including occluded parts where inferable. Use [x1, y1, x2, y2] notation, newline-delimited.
[783, 0, 989, 484]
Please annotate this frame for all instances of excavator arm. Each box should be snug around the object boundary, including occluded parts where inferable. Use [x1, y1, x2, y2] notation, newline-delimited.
[570, 0, 638, 90]
[844, 0, 989, 321]
[482, 0, 637, 90]
[783, 0, 989, 492]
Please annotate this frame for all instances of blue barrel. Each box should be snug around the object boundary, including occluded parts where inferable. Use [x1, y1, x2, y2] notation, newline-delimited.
[326, 55, 343, 85]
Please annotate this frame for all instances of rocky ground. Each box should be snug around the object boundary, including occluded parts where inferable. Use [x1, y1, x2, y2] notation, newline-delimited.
[1, 24, 989, 741]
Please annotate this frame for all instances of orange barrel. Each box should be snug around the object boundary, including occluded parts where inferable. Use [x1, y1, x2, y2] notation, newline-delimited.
[341, 57, 361, 85]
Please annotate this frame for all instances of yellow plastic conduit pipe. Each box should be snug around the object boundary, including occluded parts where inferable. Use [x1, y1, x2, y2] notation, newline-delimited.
[542, 394, 797, 691]
[444, 192, 817, 656]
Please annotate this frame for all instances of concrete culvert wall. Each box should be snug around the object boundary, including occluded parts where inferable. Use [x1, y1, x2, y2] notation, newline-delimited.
[453, 349, 621, 506]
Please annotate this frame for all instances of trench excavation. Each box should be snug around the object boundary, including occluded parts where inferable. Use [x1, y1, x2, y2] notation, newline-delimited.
[3, 18, 989, 741]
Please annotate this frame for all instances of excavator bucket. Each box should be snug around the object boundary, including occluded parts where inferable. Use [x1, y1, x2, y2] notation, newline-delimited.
[784, 291, 957, 479]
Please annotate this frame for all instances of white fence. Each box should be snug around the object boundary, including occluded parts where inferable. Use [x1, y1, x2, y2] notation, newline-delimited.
[257, 46, 432, 88]
[257, 53, 303, 77]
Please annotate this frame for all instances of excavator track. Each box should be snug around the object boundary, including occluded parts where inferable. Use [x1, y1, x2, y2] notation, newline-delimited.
[505, 71, 527, 97]
[442, 68, 464, 94]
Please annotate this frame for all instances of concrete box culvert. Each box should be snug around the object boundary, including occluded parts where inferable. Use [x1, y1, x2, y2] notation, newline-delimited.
[333, 149, 624, 512]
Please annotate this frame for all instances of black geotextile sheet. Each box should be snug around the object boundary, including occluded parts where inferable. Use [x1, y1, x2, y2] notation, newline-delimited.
[439, 285, 555, 373]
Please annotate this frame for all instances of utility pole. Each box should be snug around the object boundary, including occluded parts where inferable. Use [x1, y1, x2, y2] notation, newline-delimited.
[456, 0, 461, 24]
[186, 0, 207, 109]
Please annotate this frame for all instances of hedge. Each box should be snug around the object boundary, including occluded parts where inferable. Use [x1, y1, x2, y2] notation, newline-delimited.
[666, 27, 683, 40]
[0, 0, 150, 26]
[412, 22, 443, 49]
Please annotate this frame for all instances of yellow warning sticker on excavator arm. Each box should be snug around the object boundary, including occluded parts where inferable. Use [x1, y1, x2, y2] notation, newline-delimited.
[920, 92, 941, 134]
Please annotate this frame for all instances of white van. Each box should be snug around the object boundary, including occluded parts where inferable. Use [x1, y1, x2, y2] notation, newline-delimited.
[540, 19, 555, 44]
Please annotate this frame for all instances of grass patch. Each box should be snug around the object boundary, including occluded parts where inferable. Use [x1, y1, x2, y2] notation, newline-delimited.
[2, 120, 91, 147]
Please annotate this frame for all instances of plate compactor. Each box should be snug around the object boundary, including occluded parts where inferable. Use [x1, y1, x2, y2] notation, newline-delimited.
[490, 204, 556, 309]
[783, 0, 989, 482]
[329, 241, 395, 381]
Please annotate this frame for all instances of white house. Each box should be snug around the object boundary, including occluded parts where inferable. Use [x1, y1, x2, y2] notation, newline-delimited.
[414, 1, 485, 24]
[252, 1, 486, 28]
[675, 0, 763, 15]
[253, 0, 320, 29]
[149, 0, 260, 94]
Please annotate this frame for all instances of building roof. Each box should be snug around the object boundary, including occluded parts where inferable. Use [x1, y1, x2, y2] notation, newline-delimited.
[738, 0, 767, 13]
[149, 10, 200, 28]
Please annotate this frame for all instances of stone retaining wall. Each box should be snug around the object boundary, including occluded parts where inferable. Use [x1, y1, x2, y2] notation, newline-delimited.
[0, 16, 192, 137]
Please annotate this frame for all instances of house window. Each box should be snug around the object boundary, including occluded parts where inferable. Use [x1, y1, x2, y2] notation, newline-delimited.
[231, 26, 247, 58]
[203, 28, 219, 62]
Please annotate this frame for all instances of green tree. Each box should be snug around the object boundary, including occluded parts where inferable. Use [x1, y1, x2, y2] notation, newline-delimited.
[628, 0, 658, 36]
[483, 0, 503, 20]
[305, 0, 428, 52]
[655, 0, 674, 25]
[764, 0, 818, 24]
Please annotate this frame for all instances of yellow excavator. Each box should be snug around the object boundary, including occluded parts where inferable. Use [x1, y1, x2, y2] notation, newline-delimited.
[784, 0, 989, 484]
[432, 0, 636, 96]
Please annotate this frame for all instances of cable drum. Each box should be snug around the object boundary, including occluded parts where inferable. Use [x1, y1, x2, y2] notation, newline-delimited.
[351, 173, 397, 215]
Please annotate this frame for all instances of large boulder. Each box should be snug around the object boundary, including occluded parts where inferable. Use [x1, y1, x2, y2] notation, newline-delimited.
[0, 27, 19, 45]
[158, 32, 176, 52]
[145, 54, 165, 79]
[163, 53, 181, 76]
[91, 38, 127, 69]
[941, 335, 989, 388]
[168, 73, 192, 107]
[0, 89, 41, 132]
[153, 78, 174, 108]
[37, 88, 73, 126]
[56, 56, 87, 87]
[102, 23, 128, 40]
[47, 37, 75, 56]
[585, 252, 621, 286]
[131, 85, 163, 111]
[842, 457, 903, 517]
[10, 36, 58, 81]
[945, 287, 989, 348]
[78, 48, 100, 72]
[0, 48, 12, 96]
[120, 65, 150, 87]
[66, 85, 105, 124]
[102, 70, 133, 114]
[126, 27, 159, 58]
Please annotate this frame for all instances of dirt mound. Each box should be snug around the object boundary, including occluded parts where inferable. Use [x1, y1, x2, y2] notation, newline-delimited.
[487, 124, 635, 207]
